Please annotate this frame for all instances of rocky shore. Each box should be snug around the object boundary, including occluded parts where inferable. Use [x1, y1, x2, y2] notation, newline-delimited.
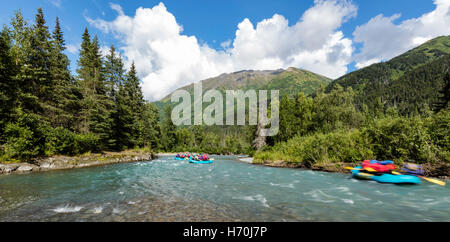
[0, 151, 155, 176]
[253, 160, 450, 180]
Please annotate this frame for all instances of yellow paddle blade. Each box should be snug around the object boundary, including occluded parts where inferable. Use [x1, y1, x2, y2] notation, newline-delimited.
[420, 176, 446, 186]
[344, 167, 378, 172]
[391, 171, 402, 175]
[345, 167, 359, 170]
[364, 167, 378, 172]
[359, 173, 374, 177]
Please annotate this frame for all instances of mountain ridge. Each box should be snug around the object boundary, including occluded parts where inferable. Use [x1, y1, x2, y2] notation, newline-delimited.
[326, 35, 450, 114]
[154, 67, 332, 110]
[327, 35, 450, 90]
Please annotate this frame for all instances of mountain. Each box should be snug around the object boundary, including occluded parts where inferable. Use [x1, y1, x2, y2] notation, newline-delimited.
[327, 35, 450, 114]
[383, 54, 449, 114]
[154, 67, 331, 112]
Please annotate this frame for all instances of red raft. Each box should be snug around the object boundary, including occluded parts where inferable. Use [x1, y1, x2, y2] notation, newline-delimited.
[362, 160, 396, 173]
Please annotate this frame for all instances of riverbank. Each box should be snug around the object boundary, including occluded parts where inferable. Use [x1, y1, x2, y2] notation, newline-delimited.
[0, 150, 155, 176]
[252, 159, 450, 180]
[156, 153, 180, 156]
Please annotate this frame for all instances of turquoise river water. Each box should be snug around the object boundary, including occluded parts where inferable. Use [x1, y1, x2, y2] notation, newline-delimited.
[0, 155, 449, 221]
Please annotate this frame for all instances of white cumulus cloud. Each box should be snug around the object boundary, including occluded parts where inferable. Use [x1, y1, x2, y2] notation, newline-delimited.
[66, 43, 79, 54]
[86, 1, 357, 101]
[353, 0, 450, 68]
[47, 0, 62, 8]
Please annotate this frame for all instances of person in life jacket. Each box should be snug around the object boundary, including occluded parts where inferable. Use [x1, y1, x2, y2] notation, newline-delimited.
[402, 161, 425, 176]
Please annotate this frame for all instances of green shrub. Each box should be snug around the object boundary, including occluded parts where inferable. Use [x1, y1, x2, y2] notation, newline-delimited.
[255, 129, 373, 165]
[74, 133, 100, 154]
[428, 110, 450, 150]
[47, 127, 77, 155]
[46, 128, 101, 156]
[362, 117, 437, 163]
[3, 112, 50, 161]
[428, 110, 450, 163]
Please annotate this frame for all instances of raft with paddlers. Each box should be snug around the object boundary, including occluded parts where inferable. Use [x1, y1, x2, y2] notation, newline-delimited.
[174, 153, 190, 160]
[351, 166, 421, 184]
[346, 160, 445, 186]
[189, 153, 214, 164]
[350, 160, 420, 184]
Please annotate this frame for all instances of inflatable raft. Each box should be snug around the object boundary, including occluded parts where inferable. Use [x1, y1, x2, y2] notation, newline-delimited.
[352, 166, 421, 185]
[189, 158, 213, 164]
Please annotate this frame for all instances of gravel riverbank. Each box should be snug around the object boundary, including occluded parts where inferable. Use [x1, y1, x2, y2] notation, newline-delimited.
[0, 151, 155, 176]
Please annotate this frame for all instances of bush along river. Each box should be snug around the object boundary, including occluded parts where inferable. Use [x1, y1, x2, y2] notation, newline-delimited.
[0, 155, 449, 222]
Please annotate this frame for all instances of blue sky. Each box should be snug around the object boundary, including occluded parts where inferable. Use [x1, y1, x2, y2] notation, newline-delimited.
[0, 0, 448, 101]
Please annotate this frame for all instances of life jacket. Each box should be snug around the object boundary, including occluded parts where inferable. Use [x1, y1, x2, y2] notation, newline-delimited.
[379, 160, 394, 165]
[362, 160, 396, 173]
[402, 163, 424, 176]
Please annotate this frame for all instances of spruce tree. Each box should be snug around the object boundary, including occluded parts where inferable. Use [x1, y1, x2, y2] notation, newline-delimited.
[161, 105, 177, 151]
[124, 61, 145, 145]
[30, 8, 52, 103]
[104, 45, 124, 98]
[49, 17, 80, 129]
[10, 10, 41, 113]
[104, 45, 126, 149]
[112, 61, 146, 149]
[76, 29, 113, 149]
[114, 82, 133, 149]
[139, 102, 161, 149]
[124, 62, 144, 113]
[434, 72, 449, 112]
[0, 27, 18, 141]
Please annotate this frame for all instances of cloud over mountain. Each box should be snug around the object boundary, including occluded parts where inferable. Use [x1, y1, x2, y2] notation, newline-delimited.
[85, 0, 450, 101]
[86, 0, 356, 101]
[353, 0, 450, 68]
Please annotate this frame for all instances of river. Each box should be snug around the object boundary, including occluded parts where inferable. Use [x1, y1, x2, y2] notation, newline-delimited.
[0, 155, 448, 221]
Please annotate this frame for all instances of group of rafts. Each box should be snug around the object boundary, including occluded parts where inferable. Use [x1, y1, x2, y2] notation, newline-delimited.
[174, 153, 214, 164]
[347, 160, 445, 186]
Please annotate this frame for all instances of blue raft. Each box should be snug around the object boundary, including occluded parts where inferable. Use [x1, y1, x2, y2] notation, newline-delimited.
[352, 166, 421, 185]
[189, 158, 213, 164]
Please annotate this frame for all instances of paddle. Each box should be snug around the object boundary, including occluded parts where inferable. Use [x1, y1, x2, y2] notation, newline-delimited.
[419, 176, 446, 186]
[391, 171, 445, 186]
[345, 167, 378, 172]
